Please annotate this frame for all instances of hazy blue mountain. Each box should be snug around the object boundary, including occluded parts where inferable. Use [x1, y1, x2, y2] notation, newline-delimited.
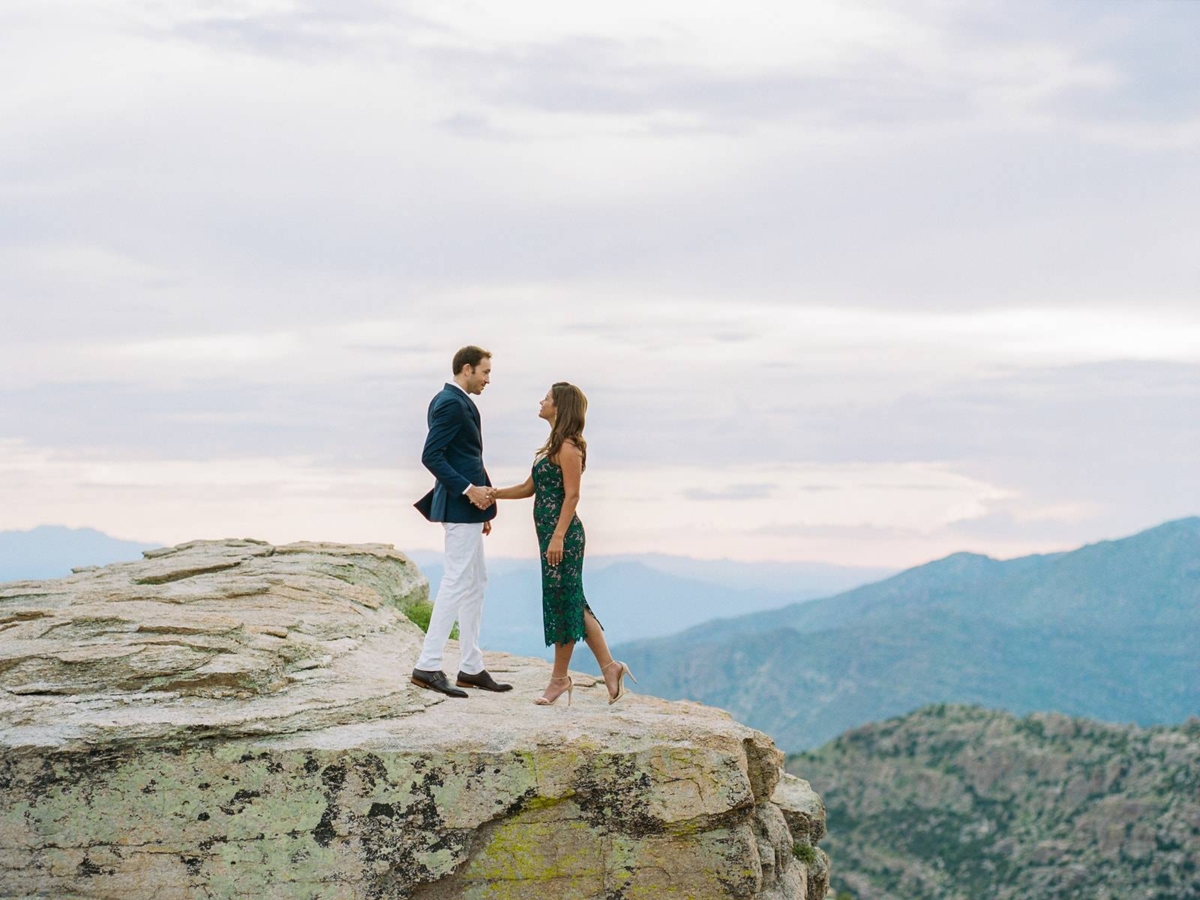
[613, 517, 1200, 751]
[587, 554, 896, 597]
[790, 705, 1200, 900]
[0, 526, 159, 582]
[1, 529, 889, 665]
[411, 553, 893, 663]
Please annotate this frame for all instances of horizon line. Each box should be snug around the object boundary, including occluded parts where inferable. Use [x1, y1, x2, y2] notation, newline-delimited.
[6, 515, 1197, 571]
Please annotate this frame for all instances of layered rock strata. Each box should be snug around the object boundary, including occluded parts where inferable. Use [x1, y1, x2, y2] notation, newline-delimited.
[0, 539, 828, 899]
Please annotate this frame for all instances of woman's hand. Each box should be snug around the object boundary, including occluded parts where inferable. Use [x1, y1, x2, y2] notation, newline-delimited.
[547, 536, 564, 566]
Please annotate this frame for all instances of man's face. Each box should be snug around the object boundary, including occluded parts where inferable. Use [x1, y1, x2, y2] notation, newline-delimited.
[464, 359, 492, 394]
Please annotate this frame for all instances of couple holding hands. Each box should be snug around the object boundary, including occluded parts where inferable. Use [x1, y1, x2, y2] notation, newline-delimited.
[411, 345, 635, 707]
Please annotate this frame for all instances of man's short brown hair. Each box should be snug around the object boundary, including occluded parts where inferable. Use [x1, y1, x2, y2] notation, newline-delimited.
[452, 345, 492, 375]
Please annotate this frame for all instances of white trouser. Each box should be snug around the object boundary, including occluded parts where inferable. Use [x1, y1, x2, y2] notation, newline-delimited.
[415, 522, 487, 675]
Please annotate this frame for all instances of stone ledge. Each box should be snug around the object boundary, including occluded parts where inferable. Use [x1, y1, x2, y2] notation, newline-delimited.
[1, 539, 828, 899]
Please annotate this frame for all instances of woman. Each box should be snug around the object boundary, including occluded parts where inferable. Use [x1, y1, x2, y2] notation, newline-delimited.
[491, 382, 635, 706]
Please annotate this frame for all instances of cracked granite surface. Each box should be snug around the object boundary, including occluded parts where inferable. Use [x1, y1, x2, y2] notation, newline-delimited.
[0, 539, 828, 899]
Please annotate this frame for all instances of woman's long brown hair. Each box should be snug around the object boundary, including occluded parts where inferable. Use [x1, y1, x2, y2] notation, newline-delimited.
[538, 382, 588, 472]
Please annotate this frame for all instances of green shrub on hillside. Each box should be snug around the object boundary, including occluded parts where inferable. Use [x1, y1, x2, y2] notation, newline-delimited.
[792, 842, 817, 865]
[405, 601, 458, 639]
[787, 705, 1200, 900]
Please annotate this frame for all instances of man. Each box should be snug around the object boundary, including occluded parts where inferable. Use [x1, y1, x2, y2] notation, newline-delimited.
[411, 346, 512, 697]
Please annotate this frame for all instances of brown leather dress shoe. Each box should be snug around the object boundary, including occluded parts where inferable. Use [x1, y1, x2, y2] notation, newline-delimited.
[411, 668, 468, 698]
[455, 669, 513, 692]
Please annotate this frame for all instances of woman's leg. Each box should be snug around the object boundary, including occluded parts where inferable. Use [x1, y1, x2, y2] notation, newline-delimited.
[551, 640, 575, 678]
[583, 610, 622, 699]
[540, 640, 576, 702]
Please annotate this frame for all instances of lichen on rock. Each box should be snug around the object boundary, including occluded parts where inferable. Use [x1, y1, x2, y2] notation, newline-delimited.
[1, 539, 828, 899]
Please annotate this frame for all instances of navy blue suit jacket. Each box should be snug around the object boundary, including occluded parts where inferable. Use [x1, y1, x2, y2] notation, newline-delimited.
[414, 384, 496, 524]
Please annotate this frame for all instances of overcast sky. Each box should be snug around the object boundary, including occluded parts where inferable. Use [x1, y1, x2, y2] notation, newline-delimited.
[2, 0, 1197, 567]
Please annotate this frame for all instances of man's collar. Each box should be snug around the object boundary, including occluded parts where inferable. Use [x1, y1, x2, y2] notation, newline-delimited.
[446, 381, 468, 396]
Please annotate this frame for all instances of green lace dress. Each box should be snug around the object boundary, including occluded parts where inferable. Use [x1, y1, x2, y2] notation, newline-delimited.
[533, 454, 602, 646]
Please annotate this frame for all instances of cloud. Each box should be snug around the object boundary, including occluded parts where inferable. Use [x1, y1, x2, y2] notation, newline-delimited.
[749, 521, 912, 539]
[111, 0, 1200, 146]
[945, 507, 1107, 544]
[159, 0, 448, 60]
[1, 1, 1197, 566]
[683, 484, 775, 502]
[113, 332, 306, 364]
[0, 438, 1038, 566]
[437, 112, 513, 141]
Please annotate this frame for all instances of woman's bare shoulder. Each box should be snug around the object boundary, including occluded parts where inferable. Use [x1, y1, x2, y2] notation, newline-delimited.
[550, 439, 582, 468]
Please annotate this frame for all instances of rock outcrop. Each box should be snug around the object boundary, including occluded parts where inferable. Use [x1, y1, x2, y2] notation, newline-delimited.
[1, 539, 828, 899]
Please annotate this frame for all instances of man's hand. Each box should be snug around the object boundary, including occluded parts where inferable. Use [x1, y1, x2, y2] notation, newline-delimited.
[466, 485, 494, 509]
[482, 521, 492, 537]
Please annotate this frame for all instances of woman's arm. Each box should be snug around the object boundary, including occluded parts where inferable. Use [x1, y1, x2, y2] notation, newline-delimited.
[547, 442, 582, 566]
[492, 474, 535, 501]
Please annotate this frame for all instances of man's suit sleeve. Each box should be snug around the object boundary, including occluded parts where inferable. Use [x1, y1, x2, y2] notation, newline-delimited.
[421, 398, 472, 496]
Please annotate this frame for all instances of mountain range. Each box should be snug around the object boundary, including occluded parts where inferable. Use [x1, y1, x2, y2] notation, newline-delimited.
[790, 704, 1200, 900]
[0, 528, 890, 663]
[0, 526, 159, 582]
[613, 517, 1200, 751]
[398, 552, 892, 661]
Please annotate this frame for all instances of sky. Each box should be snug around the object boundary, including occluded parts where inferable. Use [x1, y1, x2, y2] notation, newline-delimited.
[2, 0, 1197, 568]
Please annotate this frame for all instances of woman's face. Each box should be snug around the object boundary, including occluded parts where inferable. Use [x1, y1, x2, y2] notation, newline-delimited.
[538, 389, 556, 421]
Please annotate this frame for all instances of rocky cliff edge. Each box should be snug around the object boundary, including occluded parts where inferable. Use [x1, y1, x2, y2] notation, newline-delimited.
[0, 539, 828, 900]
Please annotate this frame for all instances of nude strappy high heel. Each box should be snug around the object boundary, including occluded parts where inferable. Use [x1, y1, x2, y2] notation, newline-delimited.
[534, 675, 573, 706]
[602, 660, 637, 705]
